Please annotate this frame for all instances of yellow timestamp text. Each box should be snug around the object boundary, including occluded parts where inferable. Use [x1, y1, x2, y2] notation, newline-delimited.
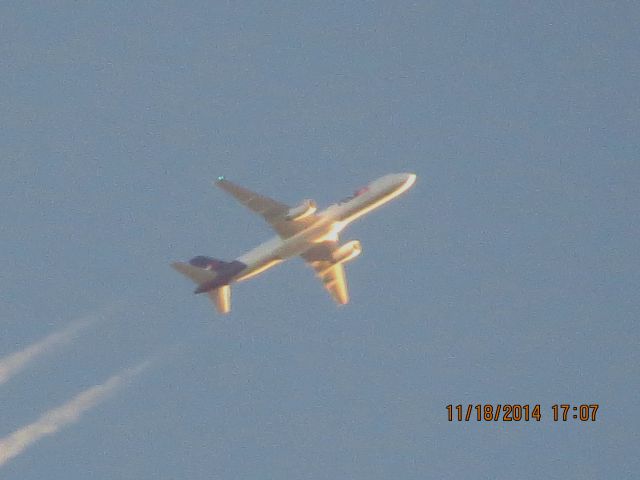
[446, 404, 599, 422]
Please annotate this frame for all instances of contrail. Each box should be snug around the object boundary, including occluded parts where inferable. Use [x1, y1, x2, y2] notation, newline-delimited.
[0, 317, 95, 386]
[0, 360, 151, 468]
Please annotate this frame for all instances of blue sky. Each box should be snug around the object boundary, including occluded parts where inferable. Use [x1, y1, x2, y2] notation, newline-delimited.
[1, 1, 638, 478]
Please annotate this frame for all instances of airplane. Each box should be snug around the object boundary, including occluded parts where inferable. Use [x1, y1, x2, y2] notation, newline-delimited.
[171, 172, 417, 313]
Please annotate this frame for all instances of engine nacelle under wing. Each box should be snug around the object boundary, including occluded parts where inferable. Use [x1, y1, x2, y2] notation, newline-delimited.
[332, 240, 362, 264]
[285, 199, 317, 221]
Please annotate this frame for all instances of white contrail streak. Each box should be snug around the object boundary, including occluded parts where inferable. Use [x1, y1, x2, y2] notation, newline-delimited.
[0, 360, 151, 468]
[0, 318, 95, 386]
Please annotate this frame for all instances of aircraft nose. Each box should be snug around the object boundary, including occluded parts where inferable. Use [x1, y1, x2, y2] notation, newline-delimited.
[397, 172, 417, 188]
[373, 173, 417, 192]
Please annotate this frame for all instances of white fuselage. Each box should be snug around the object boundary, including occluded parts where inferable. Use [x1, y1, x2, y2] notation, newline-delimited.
[233, 173, 416, 282]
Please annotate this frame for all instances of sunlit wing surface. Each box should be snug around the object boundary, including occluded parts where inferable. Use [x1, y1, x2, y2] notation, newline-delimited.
[301, 240, 350, 305]
[215, 178, 318, 238]
[317, 262, 349, 304]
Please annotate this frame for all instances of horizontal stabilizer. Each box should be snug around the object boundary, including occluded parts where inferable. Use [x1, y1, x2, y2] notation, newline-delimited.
[208, 285, 231, 314]
[171, 262, 217, 285]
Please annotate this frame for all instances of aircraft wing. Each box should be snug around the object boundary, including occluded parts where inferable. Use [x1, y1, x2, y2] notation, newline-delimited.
[301, 241, 349, 305]
[215, 178, 318, 238]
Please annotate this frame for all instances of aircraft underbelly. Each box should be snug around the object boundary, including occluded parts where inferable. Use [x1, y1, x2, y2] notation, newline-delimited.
[234, 224, 331, 281]
[273, 224, 332, 258]
[235, 259, 283, 281]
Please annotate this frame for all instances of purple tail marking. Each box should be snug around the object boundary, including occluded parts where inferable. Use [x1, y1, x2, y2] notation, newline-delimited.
[189, 257, 248, 294]
[189, 256, 227, 271]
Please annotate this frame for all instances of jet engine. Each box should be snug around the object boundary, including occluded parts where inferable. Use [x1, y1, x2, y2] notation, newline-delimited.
[285, 199, 317, 221]
[332, 240, 362, 264]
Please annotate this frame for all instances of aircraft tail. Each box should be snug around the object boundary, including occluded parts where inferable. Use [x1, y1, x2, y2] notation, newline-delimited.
[171, 261, 218, 285]
[171, 255, 232, 283]
[187, 256, 229, 271]
[172, 256, 242, 314]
